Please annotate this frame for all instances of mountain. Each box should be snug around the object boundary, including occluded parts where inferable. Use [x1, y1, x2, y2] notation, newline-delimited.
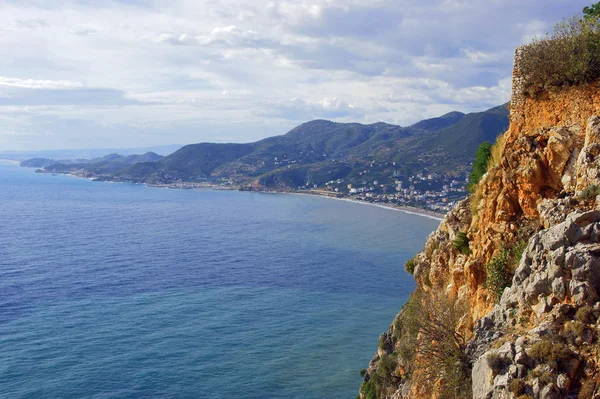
[20, 158, 91, 168]
[2, 144, 181, 162]
[409, 111, 466, 132]
[108, 104, 508, 187]
[41, 152, 164, 175]
[113, 144, 254, 183]
[387, 103, 509, 168]
[23, 105, 509, 189]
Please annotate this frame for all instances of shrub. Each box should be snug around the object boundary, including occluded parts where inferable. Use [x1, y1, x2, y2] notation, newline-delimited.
[404, 257, 416, 274]
[360, 368, 367, 378]
[509, 378, 526, 396]
[468, 142, 492, 192]
[470, 184, 483, 216]
[528, 368, 555, 385]
[487, 353, 511, 375]
[528, 339, 572, 370]
[469, 134, 506, 216]
[510, 239, 528, 269]
[360, 380, 377, 399]
[484, 249, 511, 302]
[377, 354, 398, 382]
[408, 291, 472, 398]
[563, 320, 589, 344]
[488, 133, 506, 170]
[580, 184, 600, 199]
[422, 272, 432, 287]
[395, 292, 420, 361]
[518, 14, 600, 97]
[366, 354, 398, 398]
[452, 232, 471, 255]
[576, 305, 596, 323]
[579, 379, 599, 399]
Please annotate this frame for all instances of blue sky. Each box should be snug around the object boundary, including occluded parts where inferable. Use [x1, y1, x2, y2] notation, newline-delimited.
[0, 0, 591, 150]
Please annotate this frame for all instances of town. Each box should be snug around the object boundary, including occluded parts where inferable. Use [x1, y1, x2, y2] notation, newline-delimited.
[293, 163, 470, 215]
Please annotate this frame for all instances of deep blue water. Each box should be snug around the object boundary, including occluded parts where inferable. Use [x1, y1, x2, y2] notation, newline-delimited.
[0, 161, 439, 399]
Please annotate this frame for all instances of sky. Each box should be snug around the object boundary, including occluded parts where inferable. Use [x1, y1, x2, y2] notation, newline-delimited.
[0, 0, 591, 151]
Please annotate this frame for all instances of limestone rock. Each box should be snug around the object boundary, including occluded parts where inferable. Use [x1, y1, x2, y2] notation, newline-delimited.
[472, 355, 494, 399]
[576, 116, 600, 193]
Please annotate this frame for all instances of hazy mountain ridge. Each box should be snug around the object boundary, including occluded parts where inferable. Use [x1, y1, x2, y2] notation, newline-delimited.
[103, 104, 509, 187]
[41, 152, 164, 175]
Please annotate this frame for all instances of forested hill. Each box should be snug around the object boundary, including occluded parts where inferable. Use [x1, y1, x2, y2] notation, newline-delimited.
[26, 104, 509, 189]
[109, 104, 509, 186]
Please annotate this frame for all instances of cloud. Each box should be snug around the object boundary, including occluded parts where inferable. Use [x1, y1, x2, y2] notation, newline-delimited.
[0, 76, 82, 90]
[0, 0, 592, 150]
[0, 87, 142, 106]
[71, 26, 99, 36]
[153, 25, 274, 48]
[256, 96, 393, 122]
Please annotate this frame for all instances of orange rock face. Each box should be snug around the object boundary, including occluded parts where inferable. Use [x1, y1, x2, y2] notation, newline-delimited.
[466, 84, 600, 316]
[398, 82, 600, 397]
[362, 54, 600, 399]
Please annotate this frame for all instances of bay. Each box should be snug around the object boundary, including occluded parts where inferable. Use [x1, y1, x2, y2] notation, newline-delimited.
[0, 161, 439, 399]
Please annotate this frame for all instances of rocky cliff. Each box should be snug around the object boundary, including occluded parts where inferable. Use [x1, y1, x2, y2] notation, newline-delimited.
[360, 48, 600, 399]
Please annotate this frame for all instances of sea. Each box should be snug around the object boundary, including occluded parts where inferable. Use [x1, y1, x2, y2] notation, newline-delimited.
[0, 161, 440, 399]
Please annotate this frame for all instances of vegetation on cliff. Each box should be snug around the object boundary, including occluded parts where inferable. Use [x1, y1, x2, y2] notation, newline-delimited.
[518, 4, 600, 96]
[468, 142, 492, 193]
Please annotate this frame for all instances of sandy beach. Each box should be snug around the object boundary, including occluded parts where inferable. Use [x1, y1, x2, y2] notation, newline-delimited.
[276, 191, 446, 221]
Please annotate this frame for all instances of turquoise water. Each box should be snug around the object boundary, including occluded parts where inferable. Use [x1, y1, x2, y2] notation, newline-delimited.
[0, 161, 439, 398]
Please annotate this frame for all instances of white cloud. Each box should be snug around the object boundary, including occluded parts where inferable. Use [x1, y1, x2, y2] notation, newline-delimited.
[0, 76, 82, 90]
[0, 0, 591, 150]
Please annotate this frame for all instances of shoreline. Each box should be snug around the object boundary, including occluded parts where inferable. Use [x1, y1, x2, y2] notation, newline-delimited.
[273, 191, 446, 221]
[0, 159, 21, 165]
[15, 164, 446, 221]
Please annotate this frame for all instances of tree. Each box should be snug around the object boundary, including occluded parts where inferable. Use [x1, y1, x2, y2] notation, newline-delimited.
[468, 141, 492, 192]
[402, 290, 472, 399]
[584, 2, 600, 20]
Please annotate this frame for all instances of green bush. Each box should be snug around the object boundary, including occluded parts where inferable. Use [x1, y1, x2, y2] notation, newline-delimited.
[377, 354, 398, 382]
[518, 12, 600, 96]
[360, 368, 367, 378]
[484, 249, 511, 302]
[395, 293, 420, 361]
[452, 232, 471, 255]
[404, 257, 416, 274]
[468, 142, 492, 192]
[528, 339, 572, 370]
[576, 305, 596, 323]
[579, 184, 600, 199]
[360, 380, 377, 399]
[378, 335, 386, 351]
[510, 239, 527, 269]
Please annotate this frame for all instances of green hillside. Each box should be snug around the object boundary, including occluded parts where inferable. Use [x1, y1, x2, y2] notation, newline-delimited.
[30, 104, 509, 188]
[43, 152, 163, 175]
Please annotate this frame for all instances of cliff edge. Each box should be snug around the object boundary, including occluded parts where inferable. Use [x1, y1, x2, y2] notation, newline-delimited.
[360, 46, 600, 399]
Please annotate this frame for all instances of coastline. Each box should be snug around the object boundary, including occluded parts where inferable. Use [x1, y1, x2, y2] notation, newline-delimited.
[0, 159, 21, 165]
[15, 164, 446, 221]
[275, 191, 446, 221]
